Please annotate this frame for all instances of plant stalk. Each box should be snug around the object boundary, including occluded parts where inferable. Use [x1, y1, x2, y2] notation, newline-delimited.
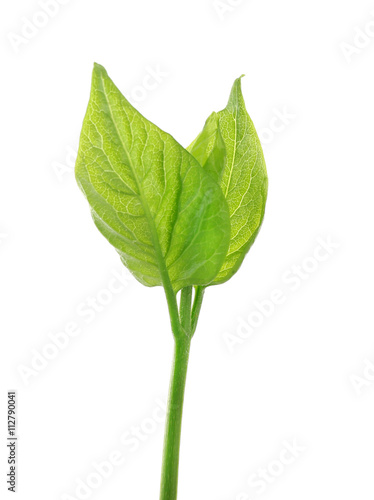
[191, 286, 205, 334]
[159, 334, 191, 500]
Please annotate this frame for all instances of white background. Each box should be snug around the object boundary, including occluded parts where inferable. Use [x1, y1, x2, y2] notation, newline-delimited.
[1, 0, 374, 499]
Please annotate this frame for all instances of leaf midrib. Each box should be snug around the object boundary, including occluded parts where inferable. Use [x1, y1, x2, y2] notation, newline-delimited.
[223, 110, 238, 198]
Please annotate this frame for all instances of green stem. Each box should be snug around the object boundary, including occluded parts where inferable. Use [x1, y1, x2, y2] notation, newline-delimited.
[159, 286, 203, 499]
[163, 284, 183, 339]
[159, 334, 191, 500]
[179, 286, 192, 332]
[191, 286, 205, 334]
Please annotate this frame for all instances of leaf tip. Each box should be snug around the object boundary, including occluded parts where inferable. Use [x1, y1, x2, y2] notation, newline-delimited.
[93, 62, 107, 76]
[234, 74, 245, 89]
[226, 75, 245, 111]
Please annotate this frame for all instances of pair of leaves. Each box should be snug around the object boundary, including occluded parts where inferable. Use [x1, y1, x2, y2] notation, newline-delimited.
[75, 64, 267, 293]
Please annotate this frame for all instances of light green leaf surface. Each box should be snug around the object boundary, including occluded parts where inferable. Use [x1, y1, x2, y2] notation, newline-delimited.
[188, 112, 226, 183]
[188, 76, 268, 285]
[75, 64, 230, 292]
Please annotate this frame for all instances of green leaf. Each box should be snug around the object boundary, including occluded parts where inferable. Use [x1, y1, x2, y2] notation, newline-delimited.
[188, 112, 226, 183]
[75, 64, 230, 292]
[188, 76, 268, 285]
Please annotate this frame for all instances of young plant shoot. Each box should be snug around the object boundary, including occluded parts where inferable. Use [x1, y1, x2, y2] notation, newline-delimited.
[75, 63, 268, 500]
